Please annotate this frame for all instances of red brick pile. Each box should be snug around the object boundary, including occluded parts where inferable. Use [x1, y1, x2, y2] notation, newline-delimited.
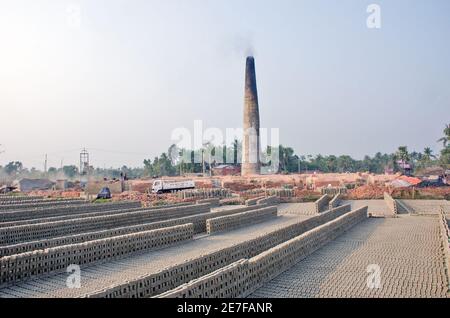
[346, 185, 387, 200]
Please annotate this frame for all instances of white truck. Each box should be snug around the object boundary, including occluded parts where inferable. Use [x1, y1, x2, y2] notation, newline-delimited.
[151, 180, 195, 194]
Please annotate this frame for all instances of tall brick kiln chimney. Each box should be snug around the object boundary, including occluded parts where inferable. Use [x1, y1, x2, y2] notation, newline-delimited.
[242, 56, 261, 176]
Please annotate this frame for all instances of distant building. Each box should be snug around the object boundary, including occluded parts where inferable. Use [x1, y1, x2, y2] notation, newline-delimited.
[212, 165, 241, 176]
[55, 179, 68, 190]
[384, 167, 395, 175]
[397, 160, 412, 176]
[14, 178, 55, 192]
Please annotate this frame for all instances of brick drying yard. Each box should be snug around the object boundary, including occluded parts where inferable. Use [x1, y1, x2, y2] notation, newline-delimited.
[251, 216, 448, 298]
[0, 194, 449, 298]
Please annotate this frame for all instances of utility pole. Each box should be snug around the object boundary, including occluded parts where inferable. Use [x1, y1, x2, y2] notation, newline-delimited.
[202, 142, 211, 177]
[44, 154, 48, 175]
[80, 148, 90, 183]
[201, 149, 205, 175]
[209, 152, 212, 177]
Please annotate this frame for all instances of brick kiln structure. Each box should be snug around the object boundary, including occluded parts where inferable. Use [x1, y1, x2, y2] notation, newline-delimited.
[242, 56, 261, 176]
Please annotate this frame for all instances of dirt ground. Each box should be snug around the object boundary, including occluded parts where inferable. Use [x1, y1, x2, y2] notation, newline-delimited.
[26, 173, 449, 205]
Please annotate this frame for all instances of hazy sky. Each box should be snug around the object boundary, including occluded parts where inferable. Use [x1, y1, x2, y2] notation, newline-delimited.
[0, 0, 449, 169]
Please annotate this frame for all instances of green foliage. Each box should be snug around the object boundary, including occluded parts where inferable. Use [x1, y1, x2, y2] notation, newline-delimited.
[437, 124, 450, 147]
[2, 125, 449, 179]
[291, 152, 396, 174]
[396, 146, 410, 162]
[143, 151, 177, 177]
[93, 198, 112, 204]
[440, 146, 450, 166]
[438, 124, 450, 167]
[62, 165, 79, 179]
[4, 161, 23, 175]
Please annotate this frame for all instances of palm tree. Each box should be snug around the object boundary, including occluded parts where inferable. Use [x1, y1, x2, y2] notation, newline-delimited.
[395, 146, 410, 174]
[437, 124, 450, 147]
[423, 147, 436, 161]
[396, 146, 410, 162]
[419, 147, 437, 169]
[410, 151, 422, 163]
[278, 145, 294, 173]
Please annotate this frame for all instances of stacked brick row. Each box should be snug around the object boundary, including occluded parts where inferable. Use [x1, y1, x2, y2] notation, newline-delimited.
[256, 196, 280, 206]
[196, 198, 220, 208]
[0, 202, 195, 228]
[438, 207, 450, 294]
[178, 188, 232, 200]
[383, 192, 398, 215]
[155, 260, 248, 298]
[206, 206, 278, 234]
[245, 206, 367, 295]
[0, 201, 141, 222]
[0, 203, 211, 245]
[0, 196, 44, 204]
[0, 205, 149, 228]
[150, 202, 194, 208]
[128, 204, 269, 236]
[0, 205, 265, 253]
[0, 199, 87, 211]
[159, 204, 269, 234]
[0, 197, 84, 204]
[0, 224, 194, 287]
[399, 200, 450, 215]
[156, 206, 368, 298]
[315, 195, 331, 213]
[0, 214, 206, 257]
[321, 187, 347, 196]
[328, 193, 342, 210]
[264, 188, 293, 198]
[245, 196, 266, 206]
[241, 189, 265, 196]
[243, 188, 294, 198]
[219, 197, 242, 206]
[86, 204, 352, 298]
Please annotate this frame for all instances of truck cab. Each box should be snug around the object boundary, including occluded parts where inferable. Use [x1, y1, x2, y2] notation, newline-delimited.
[152, 180, 163, 194]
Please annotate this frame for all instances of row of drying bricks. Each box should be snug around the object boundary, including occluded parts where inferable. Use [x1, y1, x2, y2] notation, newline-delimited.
[0, 198, 87, 210]
[0, 202, 278, 287]
[1, 204, 359, 298]
[0, 201, 143, 222]
[0, 201, 273, 245]
[156, 205, 368, 298]
[2, 199, 362, 297]
[315, 193, 342, 214]
[87, 204, 361, 298]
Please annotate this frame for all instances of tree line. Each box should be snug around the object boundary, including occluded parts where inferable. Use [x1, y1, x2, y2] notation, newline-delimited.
[142, 124, 450, 176]
[1, 124, 449, 180]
